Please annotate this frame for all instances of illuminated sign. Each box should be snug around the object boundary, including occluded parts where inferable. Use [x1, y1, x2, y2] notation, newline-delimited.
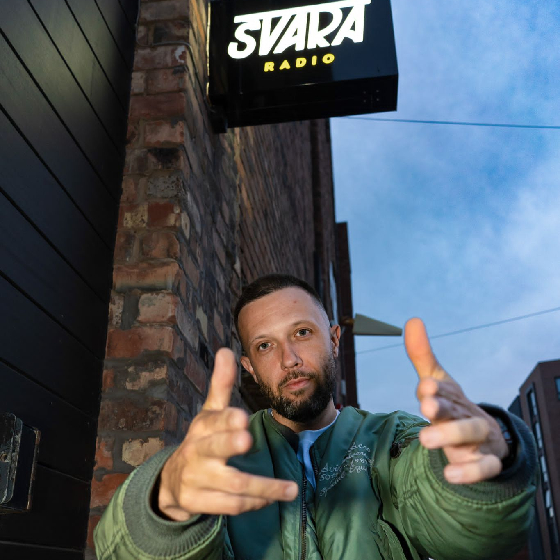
[208, 0, 398, 129]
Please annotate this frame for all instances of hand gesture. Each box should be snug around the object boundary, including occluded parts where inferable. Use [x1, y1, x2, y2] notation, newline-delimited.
[158, 348, 298, 521]
[404, 318, 508, 485]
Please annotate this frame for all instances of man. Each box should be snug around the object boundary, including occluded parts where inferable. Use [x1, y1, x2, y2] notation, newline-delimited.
[95, 274, 537, 560]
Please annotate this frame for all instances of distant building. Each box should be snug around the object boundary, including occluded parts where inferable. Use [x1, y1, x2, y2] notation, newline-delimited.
[509, 359, 560, 560]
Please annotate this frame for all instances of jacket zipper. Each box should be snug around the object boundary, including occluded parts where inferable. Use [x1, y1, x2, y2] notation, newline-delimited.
[300, 464, 307, 560]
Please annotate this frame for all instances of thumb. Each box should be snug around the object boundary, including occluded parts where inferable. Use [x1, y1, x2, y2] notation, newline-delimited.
[203, 348, 237, 411]
[404, 318, 449, 381]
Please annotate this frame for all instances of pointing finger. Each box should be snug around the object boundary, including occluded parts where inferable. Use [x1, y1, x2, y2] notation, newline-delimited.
[204, 348, 238, 411]
[405, 318, 450, 381]
[419, 417, 490, 449]
[210, 468, 299, 502]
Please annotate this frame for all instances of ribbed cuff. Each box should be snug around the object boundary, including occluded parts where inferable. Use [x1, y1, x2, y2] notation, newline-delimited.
[428, 405, 537, 503]
[123, 446, 224, 557]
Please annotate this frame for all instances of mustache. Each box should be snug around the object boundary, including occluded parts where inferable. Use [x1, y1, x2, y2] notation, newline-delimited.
[279, 370, 316, 389]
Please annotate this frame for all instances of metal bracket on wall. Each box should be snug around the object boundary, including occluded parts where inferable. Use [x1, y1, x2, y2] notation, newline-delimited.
[0, 412, 40, 514]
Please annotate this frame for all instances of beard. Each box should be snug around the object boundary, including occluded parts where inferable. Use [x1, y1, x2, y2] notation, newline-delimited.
[253, 354, 337, 423]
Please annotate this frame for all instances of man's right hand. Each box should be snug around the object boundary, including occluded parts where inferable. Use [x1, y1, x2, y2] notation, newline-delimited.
[157, 348, 299, 521]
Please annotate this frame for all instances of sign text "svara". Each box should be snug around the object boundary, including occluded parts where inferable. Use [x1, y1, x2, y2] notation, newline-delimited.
[228, 0, 371, 59]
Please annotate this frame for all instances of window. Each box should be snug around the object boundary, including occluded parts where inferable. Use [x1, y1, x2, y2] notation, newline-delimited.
[527, 388, 538, 420]
[555, 376, 560, 400]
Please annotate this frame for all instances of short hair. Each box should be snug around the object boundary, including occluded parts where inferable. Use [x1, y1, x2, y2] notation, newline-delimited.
[234, 274, 326, 335]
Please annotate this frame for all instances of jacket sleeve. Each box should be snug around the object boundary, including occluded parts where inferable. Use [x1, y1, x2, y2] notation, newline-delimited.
[389, 409, 538, 560]
[93, 446, 228, 560]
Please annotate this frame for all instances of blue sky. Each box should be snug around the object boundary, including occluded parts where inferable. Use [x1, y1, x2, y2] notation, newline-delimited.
[331, 0, 560, 414]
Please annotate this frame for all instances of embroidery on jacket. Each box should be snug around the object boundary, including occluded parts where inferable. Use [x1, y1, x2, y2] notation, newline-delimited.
[318, 443, 372, 496]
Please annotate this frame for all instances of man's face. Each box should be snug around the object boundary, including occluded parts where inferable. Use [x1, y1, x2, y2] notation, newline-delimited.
[238, 287, 340, 423]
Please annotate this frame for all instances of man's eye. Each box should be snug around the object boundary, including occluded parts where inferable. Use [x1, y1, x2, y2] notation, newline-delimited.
[296, 328, 310, 337]
[257, 342, 270, 351]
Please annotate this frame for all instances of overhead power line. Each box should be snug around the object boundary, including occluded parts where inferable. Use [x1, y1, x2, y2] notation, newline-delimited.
[342, 116, 560, 130]
[356, 306, 560, 355]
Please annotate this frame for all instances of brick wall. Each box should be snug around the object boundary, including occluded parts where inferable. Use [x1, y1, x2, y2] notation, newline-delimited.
[87, 0, 342, 555]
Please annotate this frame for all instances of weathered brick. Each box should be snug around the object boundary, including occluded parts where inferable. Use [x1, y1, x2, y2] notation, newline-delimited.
[196, 305, 208, 340]
[87, 515, 101, 549]
[213, 230, 226, 267]
[185, 357, 207, 394]
[165, 401, 179, 433]
[130, 71, 145, 95]
[140, 0, 189, 23]
[215, 262, 225, 295]
[114, 231, 136, 263]
[180, 211, 190, 240]
[119, 204, 148, 229]
[141, 230, 180, 259]
[146, 67, 188, 94]
[106, 326, 182, 359]
[90, 473, 129, 508]
[152, 20, 189, 44]
[102, 368, 115, 391]
[134, 45, 188, 71]
[94, 437, 114, 471]
[214, 311, 224, 343]
[184, 190, 201, 235]
[98, 398, 167, 432]
[108, 294, 124, 328]
[148, 147, 187, 172]
[189, 0, 207, 44]
[129, 93, 185, 121]
[127, 121, 140, 147]
[148, 201, 181, 227]
[125, 148, 187, 174]
[145, 120, 186, 146]
[121, 176, 139, 203]
[113, 261, 182, 292]
[147, 172, 184, 199]
[125, 363, 168, 390]
[177, 305, 198, 348]
[138, 292, 179, 323]
[182, 246, 201, 290]
[122, 437, 165, 467]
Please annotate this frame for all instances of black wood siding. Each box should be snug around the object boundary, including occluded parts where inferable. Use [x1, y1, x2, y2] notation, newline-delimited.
[0, 0, 138, 555]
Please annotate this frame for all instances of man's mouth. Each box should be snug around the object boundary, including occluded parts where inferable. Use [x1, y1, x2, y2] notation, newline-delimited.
[283, 377, 312, 391]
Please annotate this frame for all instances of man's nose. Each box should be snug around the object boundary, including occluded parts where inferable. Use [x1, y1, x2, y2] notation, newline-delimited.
[280, 342, 301, 370]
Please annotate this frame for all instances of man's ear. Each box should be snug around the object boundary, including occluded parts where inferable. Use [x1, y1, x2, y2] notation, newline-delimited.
[240, 355, 256, 381]
[330, 324, 341, 358]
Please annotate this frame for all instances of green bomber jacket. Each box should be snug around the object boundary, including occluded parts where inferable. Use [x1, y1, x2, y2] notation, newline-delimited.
[94, 406, 537, 560]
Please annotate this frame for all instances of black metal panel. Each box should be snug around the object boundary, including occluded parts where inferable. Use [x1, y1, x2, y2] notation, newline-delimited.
[67, 0, 134, 106]
[118, 0, 141, 30]
[0, 194, 110, 356]
[0, 542, 83, 560]
[0, 276, 101, 417]
[1, 1, 124, 188]
[0, 465, 91, 549]
[0, 40, 121, 223]
[96, 0, 138, 69]
[0, 362, 97, 482]
[0, 0, 139, 551]
[0, 110, 113, 302]
[31, 0, 129, 148]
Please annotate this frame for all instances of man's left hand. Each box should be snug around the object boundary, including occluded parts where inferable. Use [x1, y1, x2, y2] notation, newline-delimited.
[404, 318, 509, 485]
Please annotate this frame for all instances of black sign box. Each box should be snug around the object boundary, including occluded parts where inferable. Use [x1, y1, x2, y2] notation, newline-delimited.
[208, 0, 398, 129]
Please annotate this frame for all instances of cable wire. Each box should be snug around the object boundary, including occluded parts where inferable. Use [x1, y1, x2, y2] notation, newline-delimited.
[341, 116, 560, 130]
[356, 306, 560, 355]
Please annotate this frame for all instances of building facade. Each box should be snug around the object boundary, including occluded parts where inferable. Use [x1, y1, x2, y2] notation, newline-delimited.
[0, 0, 357, 558]
[509, 360, 560, 560]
